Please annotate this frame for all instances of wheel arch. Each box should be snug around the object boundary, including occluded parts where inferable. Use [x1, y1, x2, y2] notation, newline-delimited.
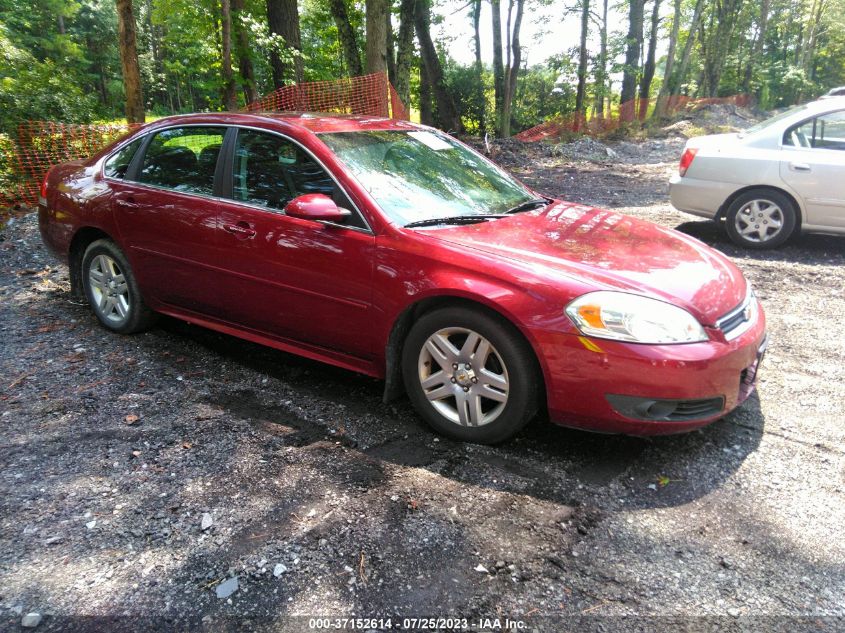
[382, 294, 547, 407]
[68, 227, 114, 299]
[717, 184, 804, 232]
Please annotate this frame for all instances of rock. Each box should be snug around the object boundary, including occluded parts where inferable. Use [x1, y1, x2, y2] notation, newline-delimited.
[201, 513, 213, 531]
[86, 520, 97, 530]
[474, 564, 489, 573]
[494, 561, 506, 569]
[22, 612, 42, 628]
[727, 607, 741, 617]
[273, 563, 288, 577]
[215, 577, 239, 599]
[44, 536, 64, 546]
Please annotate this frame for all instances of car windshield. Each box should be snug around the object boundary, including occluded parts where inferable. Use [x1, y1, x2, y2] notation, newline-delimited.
[319, 129, 537, 226]
[742, 104, 810, 136]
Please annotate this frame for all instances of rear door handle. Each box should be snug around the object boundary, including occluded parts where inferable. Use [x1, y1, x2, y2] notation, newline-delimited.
[115, 195, 139, 209]
[789, 162, 812, 172]
[224, 222, 257, 238]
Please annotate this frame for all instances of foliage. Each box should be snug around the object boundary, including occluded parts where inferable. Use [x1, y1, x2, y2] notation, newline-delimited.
[0, 0, 844, 141]
[0, 24, 96, 135]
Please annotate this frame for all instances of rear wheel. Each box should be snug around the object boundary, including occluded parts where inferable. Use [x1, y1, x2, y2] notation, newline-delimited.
[402, 306, 540, 444]
[81, 239, 154, 334]
[725, 190, 797, 249]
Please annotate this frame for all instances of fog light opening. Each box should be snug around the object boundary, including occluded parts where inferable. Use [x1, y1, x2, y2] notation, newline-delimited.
[637, 400, 678, 420]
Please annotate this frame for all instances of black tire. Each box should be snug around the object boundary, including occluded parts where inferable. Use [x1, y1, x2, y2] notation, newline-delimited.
[725, 189, 797, 249]
[81, 239, 155, 334]
[401, 306, 541, 444]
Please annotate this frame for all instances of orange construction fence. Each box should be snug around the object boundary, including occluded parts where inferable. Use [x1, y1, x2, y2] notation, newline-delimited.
[514, 94, 752, 142]
[0, 72, 407, 209]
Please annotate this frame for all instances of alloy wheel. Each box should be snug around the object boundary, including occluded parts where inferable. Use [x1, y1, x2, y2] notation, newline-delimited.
[88, 254, 131, 326]
[417, 327, 510, 427]
[734, 199, 785, 243]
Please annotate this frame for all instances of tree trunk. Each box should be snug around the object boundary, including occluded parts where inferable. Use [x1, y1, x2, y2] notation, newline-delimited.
[491, 0, 505, 136]
[414, 0, 460, 131]
[395, 0, 415, 106]
[742, 0, 769, 95]
[386, 4, 397, 85]
[593, 0, 609, 119]
[671, 0, 704, 97]
[638, 0, 661, 118]
[501, 0, 524, 137]
[220, 0, 238, 110]
[116, 0, 145, 123]
[267, 0, 303, 87]
[654, 0, 681, 118]
[620, 0, 644, 116]
[232, 0, 260, 104]
[327, 0, 363, 76]
[419, 66, 433, 126]
[575, 0, 590, 115]
[472, 0, 486, 135]
[366, 0, 388, 74]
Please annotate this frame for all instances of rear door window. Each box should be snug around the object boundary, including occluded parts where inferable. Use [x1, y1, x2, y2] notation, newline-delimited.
[785, 110, 845, 150]
[138, 127, 226, 195]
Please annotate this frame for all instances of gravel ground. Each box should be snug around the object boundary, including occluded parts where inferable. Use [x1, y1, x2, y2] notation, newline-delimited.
[1, 133, 844, 632]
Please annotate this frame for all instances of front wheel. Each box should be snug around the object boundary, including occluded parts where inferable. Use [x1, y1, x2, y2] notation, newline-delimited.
[81, 239, 155, 334]
[401, 306, 541, 444]
[725, 190, 797, 249]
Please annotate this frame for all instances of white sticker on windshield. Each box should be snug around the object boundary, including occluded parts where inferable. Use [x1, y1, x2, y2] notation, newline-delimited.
[408, 131, 454, 151]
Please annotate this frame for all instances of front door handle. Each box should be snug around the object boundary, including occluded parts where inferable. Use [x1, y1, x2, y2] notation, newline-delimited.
[789, 162, 812, 172]
[223, 222, 257, 239]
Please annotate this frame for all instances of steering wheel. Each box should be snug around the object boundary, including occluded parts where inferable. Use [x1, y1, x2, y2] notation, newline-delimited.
[383, 143, 417, 174]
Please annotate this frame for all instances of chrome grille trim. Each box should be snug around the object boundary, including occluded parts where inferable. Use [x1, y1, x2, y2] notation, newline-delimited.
[717, 287, 757, 341]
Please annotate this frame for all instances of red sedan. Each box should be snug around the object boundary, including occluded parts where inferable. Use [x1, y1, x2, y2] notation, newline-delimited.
[38, 113, 767, 444]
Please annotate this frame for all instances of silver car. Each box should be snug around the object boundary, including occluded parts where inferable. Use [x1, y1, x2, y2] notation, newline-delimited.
[670, 96, 845, 248]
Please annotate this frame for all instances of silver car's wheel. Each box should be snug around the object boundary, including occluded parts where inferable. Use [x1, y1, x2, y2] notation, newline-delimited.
[88, 254, 130, 326]
[81, 239, 155, 334]
[402, 306, 540, 444]
[725, 190, 797, 249]
[733, 199, 784, 244]
[418, 327, 509, 427]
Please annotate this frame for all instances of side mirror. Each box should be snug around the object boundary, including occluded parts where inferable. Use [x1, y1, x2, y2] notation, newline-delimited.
[284, 194, 351, 223]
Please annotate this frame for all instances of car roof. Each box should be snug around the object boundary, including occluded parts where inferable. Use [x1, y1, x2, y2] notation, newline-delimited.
[144, 111, 423, 135]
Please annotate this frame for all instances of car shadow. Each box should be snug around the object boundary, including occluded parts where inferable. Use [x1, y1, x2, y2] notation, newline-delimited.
[156, 316, 766, 513]
[674, 218, 845, 262]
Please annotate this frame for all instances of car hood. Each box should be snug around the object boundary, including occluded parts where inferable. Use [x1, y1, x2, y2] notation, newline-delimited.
[421, 201, 747, 325]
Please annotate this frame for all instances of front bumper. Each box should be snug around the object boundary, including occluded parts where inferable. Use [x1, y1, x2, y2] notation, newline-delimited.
[533, 304, 767, 435]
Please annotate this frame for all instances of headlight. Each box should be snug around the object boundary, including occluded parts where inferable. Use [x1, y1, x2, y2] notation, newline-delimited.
[565, 291, 708, 344]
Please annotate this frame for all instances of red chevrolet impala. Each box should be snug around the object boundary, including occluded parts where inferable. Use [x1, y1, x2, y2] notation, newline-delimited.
[38, 113, 767, 443]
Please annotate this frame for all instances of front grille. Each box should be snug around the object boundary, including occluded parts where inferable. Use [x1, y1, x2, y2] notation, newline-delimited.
[716, 288, 757, 341]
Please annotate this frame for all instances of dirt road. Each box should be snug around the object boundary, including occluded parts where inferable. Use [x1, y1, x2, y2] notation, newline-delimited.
[1, 137, 843, 632]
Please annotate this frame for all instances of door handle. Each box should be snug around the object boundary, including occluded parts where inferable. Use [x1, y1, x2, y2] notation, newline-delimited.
[789, 162, 812, 172]
[115, 195, 139, 210]
[223, 222, 257, 238]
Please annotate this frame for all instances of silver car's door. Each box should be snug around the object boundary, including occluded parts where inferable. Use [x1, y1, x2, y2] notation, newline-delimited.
[780, 109, 845, 229]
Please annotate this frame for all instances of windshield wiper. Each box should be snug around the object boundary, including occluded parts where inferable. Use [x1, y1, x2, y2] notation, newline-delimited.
[505, 197, 552, 214]
[404, 215, 502, 228]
